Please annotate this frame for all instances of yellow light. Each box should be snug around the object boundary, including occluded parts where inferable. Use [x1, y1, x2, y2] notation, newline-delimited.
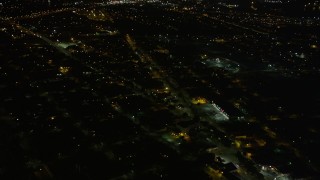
[215, 38, 225, 43]
[255, 139, 266, 147]
[206, 166, 224, 179]
[311, 44, 317, 49]
[245, 143, 252, 148]
[191, 97, 207, 105]
[59, 66, 71, 74]
[246, 152, 252, 159]
[170, 132, 191, 142]
[235, 140, 241, 148]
